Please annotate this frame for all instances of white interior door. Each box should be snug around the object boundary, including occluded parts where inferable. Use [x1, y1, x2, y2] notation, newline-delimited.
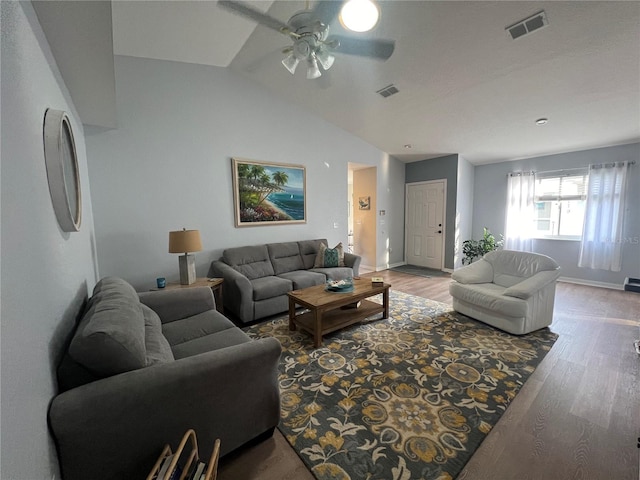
[405, 181, 445, 269]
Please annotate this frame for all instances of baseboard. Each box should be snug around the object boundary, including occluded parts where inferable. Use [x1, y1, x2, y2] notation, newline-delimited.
[388, 261, 406, 269]
[558, 276, 624, 291]
[384, 262, 451, 273]
[360, 264, 376, 274]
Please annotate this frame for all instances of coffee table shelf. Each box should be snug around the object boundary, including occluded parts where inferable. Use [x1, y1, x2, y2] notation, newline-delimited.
[288, 278, 390, 347]
[293, 299, 383, 339]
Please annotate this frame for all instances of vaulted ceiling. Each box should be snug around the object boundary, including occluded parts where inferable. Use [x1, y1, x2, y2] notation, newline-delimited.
[34, 1, 640, 164]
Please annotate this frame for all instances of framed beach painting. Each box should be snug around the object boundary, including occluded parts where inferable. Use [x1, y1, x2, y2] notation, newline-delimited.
[232, 158, 307, 227]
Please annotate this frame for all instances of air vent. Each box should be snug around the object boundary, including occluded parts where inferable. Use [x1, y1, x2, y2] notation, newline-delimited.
[376, 84, 399, 98]
[506, 11, 548, 40]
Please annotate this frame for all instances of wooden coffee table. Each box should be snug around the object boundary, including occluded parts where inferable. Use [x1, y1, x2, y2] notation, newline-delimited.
[288, 278, 390, 348]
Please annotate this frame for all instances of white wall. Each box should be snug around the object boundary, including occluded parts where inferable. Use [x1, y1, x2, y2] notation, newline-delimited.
[379, 155, 406, 268]
[455, 155, 475, 269]
[85, 55, 405, 289]
[0, 2, 99, 479]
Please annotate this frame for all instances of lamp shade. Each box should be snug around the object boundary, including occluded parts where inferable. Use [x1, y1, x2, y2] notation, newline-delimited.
[168, 229, 202, 254]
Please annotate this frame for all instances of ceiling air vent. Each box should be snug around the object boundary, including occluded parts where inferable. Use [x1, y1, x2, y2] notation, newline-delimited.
[376, 84, 399, 98]
[506, 11, 548, 40]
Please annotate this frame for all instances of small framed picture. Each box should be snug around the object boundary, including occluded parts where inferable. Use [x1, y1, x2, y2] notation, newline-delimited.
[358, 196, 370, 210]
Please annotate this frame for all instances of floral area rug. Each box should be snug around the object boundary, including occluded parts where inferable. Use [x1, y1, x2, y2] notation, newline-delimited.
[244, 291, 558, 480]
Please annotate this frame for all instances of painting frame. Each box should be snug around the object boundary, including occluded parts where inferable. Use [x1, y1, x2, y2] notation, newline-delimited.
[232, 158, 307, 227]
[358, 196, 371, 210]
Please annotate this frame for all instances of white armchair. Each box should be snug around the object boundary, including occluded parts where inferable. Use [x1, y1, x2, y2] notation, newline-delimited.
[449, 250, 560, 335]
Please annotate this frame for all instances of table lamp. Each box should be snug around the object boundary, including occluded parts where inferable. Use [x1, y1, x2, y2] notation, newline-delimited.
[168, 228, 202, 285]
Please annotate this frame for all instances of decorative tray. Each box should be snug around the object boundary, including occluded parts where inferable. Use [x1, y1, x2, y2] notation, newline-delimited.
[325, 280, 354, 293]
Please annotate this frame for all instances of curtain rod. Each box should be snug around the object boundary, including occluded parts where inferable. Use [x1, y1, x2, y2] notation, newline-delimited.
[589, 160, 636, 169]
[506, 171, 535, 177]
[513, 161, 636, 177]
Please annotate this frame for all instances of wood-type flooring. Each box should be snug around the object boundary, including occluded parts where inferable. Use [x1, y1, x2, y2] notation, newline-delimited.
[218, 270, 640, 480]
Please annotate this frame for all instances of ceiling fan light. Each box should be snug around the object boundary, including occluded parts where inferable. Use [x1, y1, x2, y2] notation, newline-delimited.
[316, 49, 335, 70]
[307, 56, 322, 79]
[282, 53, 299, 75]
[339, 0, 380, 33]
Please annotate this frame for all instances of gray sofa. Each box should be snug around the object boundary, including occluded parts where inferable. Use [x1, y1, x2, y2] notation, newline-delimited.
[48, 277, 281, 480]
[210, 239, 361, 324]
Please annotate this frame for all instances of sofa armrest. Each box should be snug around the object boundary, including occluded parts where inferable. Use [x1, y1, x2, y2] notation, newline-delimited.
[503, 269, 561, 299]
[138, 287, 215, 324]
[344, 252, 361, 277]
[451, 259, 494, 284]
[210, 260, 254, 322]
[49, 337, 282, 480]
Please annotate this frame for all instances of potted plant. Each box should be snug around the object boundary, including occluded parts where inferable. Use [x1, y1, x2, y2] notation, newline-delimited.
[461, 228, 504, 265]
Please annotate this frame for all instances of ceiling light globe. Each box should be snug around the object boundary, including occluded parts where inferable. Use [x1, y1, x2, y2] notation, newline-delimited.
[339, 0, 380, 33]
[307, 56, 322, 79]
[316, 49, 335, 70]
[282, 54, 299, 75]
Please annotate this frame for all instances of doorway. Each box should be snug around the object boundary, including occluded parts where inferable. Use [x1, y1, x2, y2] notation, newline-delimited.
[349, 163, 377, 272]
[405, 180, 446, 270]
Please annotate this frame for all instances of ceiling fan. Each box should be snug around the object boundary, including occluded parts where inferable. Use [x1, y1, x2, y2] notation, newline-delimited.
[218, 0, 395, 79]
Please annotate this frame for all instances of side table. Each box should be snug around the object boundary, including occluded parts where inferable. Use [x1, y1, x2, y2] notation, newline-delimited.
[152, 277, 224, 314]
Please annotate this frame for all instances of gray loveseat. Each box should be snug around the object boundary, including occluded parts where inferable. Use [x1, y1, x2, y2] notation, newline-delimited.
[210, 239, 361, 324]
[48, 277, 281, 480]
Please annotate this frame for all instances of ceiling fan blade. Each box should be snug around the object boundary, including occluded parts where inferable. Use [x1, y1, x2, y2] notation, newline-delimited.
[327, 35, 395, 60]
[311, 0, 344, 25]
[218, 0, 293, 35]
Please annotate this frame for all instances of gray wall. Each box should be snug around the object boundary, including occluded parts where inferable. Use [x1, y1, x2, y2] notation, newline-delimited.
[405, 154, 459, 269]
[1, 2, 99, 479]
[473, 143, 640, 287]
[85, 55, 405, 288]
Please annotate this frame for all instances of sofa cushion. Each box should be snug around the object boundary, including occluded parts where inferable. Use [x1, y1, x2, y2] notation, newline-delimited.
[142, 305, 174, 366]
[268, 242, 305, 275]
[162, 310, 236, 346]
[313, 242, 345, 268]
[448, 282, 528, 318]
[89, 276, 139, 305]
[223, 245, 274, 280]
[171, 328, 252, 360]
[278, 270, 326, 289]
[251, 276, 293, 301]
[69, 277, 147, 376]
[298, 239, 327, 269]
[311, 267, 354, 281]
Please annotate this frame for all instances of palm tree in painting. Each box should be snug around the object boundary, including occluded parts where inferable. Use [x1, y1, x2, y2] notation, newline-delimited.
[273, 171, 289, 189]
[236, 163, 290, 219]
[249, 165, 265, 182]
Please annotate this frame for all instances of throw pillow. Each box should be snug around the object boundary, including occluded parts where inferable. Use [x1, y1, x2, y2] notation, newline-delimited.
[313, 242, 345, 268]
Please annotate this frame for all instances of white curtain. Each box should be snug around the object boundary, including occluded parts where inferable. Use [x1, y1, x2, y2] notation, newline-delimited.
[504, 172, 535, 251]
[579, 162, 629, 271]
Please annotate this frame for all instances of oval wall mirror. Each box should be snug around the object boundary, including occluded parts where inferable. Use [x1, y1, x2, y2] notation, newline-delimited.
[43, 108, 82, 232]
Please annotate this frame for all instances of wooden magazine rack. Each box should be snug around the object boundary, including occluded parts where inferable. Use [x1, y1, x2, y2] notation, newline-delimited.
[146, 429, 220, 480]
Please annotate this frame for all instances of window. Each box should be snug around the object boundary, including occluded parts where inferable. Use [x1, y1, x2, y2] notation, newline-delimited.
[533, 171, 588, 239]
